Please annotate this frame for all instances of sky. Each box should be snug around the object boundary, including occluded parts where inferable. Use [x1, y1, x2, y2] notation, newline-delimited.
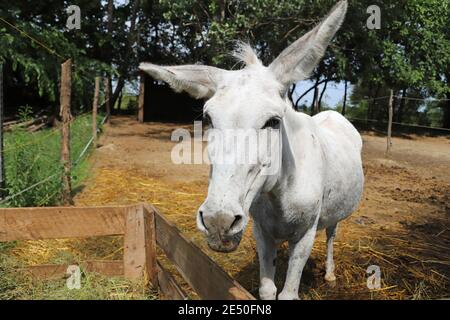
[292, 80, 354, 109]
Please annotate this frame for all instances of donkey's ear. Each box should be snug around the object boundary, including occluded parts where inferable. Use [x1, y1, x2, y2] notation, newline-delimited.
[139, 63, 226, 99]
[269, 0, 348, 89]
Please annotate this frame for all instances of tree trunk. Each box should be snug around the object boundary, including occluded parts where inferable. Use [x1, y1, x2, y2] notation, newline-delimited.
[390, 91, 399, 122]
[117, 89, 123, 112]
[60, 59, 73, 205]
[104, 77, 111, 122]
[386, 89, 394, 156]
[288, 83, 296, 108]
[396, 89, 406, 123]
[341, 80, 348, 116]
[110, 0, 140, 109]
[318, 80, 328, 110]
[111, 77, 125, 111]
[92, 77, 100, 148]
[107, 0, 113, 32]
[106, 0, 114, 115]
[218, 0, 226, 21]
[295, 77, 337, 108]
[307, 77, 320, 115]
[369, 84, 380, 120]
[311, 86, 319, 116]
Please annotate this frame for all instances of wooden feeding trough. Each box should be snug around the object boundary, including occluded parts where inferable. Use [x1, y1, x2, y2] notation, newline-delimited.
[0, 204, 255, 300]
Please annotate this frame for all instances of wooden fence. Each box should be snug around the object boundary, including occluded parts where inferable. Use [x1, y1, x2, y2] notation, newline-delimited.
[0, 203, 255, 300]
[348, 117, 450, 136]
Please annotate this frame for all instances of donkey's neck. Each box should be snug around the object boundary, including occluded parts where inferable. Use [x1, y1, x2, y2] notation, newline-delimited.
[270, 107, 321, 200]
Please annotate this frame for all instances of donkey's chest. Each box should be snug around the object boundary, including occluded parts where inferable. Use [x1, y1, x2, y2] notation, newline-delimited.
[271, 213, 313, 241]
[253, 193, 319, 241]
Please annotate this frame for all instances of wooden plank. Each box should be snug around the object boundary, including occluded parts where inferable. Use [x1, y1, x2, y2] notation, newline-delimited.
[143, 205, 158, 286]
[26, 260, 124, 280]
[138, 72, 145, 123]
[0, 206, 127, 241]
[157, 261, 187, 300]
[124, 204, 157, 283]
[84, 260, 124, 276]
[147, 204, 255, 300]
[27, 264, 67, 279]
[123, 205, 143, 279]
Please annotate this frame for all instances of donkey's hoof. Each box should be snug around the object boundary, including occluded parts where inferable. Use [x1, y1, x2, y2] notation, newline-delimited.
[277, 291, 299, 300]
[259, 283, 277, 300]
[324, 273, 336, 285]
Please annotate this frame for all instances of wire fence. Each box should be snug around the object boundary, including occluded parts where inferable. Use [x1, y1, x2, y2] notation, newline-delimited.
[0, 16, 114, 207]
[348, 95, 450, 105]
[0, 106, 107, 207]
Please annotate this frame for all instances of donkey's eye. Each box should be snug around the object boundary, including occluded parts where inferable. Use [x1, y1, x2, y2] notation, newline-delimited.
[262, 117, 280, 129]
[203, 113, 213, 128]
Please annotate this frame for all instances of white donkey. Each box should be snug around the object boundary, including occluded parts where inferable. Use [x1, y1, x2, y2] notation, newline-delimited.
[140, 0, 364, 300]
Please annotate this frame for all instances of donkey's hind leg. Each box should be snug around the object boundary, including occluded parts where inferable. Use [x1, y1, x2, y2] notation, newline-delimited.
[324, 223, 338, 283]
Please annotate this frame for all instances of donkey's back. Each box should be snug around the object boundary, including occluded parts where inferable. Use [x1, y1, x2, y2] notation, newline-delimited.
[313, 110, 362, 152]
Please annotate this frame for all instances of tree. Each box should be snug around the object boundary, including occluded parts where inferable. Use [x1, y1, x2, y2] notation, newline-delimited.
[1, 0, 448, 127]
[0, 1, 111, 116]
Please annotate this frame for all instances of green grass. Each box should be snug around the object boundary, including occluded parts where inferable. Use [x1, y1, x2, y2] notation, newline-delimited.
[113, 94, 138, 116]
[1, 113, 104, 207]
[115, 95, 137, 112]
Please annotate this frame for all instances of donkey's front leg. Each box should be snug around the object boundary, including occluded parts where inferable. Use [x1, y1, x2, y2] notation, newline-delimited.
[254, 223, 278, 300]
[278, 220, 319, 300]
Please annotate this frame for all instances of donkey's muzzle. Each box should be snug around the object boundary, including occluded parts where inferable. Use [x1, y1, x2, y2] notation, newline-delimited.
[196, 208, 246, 253]
[206, 230, 243, 253]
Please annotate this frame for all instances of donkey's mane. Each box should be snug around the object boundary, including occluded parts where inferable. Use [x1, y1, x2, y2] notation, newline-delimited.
[231, 42, 262, 67]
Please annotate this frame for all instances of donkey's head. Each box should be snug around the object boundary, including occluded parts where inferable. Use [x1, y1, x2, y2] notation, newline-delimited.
[140, 1, 347, 252]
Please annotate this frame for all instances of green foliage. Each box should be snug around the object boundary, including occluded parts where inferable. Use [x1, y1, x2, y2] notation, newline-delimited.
[0, 3, 112, 112]
[118, 95, 138, 113]
[1, 0, 449, 125]
[423, 102, 445, 127]
[147, 0, 449, 126]
[345, 100, 369, 120]
[17, 105, 33, 122]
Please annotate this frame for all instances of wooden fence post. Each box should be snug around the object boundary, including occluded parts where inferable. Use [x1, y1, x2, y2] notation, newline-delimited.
[60, 59, 73, 205]
[92, 77, 100, 148]
[0, 63, 4, 199]
[123, 205, 158, 287]
[104, 77, 111, 123]
[138, 72, 145, 123]
[386, 89, 394, 156]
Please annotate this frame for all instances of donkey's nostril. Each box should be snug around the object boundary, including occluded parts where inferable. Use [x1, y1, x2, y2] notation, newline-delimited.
[229, 214, 243, 231]
[199, 211, 208, 231]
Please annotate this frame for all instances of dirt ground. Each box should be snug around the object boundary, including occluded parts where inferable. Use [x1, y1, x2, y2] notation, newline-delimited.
[72, 115, 449, 300]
